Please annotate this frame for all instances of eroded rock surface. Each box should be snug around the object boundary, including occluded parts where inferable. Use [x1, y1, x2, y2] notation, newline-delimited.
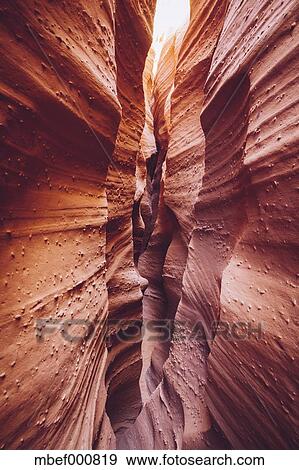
[0, 0, 298, 451]
[121, 0, 299, 451]
[0, 0, 155, 449]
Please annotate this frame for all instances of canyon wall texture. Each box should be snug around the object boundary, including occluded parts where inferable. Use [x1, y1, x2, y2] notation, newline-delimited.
[0, 0, 155, 449]
[0, 0, 298, 451]
[122, 0, 299, 451]
[202, 0, 299, 449]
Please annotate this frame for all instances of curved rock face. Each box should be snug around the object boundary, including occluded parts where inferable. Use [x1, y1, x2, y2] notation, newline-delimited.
[104, 0, 155, 443]
[120, 0, 299, 451]
[0, 0, 298, 451]
[0, 0, 155, 449]
[201, 0, 299, 449]
[137, 30, 186, 403]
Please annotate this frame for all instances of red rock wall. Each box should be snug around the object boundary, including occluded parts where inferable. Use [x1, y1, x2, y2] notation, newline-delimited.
[0, 0, 298, 451]
[121, 0, 229, 449]
[105, 0, 155, 443]
[0, 0, 155, 449]
[137, 32, 184, 403]
[121, 0, 298, 451]
[202, 0, 299, 449]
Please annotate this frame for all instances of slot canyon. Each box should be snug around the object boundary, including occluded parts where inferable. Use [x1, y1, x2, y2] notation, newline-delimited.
[0, 0, 298, 450]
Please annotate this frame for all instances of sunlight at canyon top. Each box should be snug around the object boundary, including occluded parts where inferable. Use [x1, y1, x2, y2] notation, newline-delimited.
[152, 0, 190, 76]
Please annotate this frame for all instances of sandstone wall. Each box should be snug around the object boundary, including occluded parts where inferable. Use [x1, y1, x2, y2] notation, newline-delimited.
[0, 0, 155, 449]
[0, 0, 298, 451]
[121, 0, 299, 450]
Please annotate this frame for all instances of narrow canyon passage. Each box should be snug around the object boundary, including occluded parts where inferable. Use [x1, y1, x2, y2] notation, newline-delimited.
[0, 0, 298, 451]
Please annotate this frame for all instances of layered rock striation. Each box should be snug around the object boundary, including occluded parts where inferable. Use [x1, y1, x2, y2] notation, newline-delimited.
[0, 0, 298, 451]
[0, 0, 155, 449]
[125, 0, 298, 450]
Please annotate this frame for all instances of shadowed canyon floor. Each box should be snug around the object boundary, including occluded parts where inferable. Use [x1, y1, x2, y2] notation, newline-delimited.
[0, 0, 298, 450]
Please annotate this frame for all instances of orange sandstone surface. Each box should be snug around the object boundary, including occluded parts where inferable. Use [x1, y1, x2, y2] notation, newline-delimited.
[0, 0, 298, 450]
